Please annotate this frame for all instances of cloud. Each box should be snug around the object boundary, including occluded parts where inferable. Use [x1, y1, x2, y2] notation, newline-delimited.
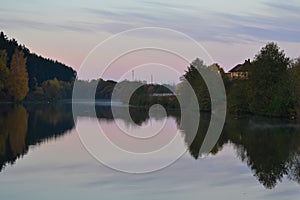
[214, 11, 300, 43]
[2, 1, 300, 44]
[0, 17, 135, 34]
[140, 0, 197, 11]
[261, 187, 300, 200]
[96, 22, 135, 33]
[231, 25, 300, 43]
[0, 18, 55, 31]
[263, 1, 300, 14]
[82, 7, 225, 42]
[83, 7, 163, 25]
[83, 8, 124, 20]
[81, 1, 300, 44]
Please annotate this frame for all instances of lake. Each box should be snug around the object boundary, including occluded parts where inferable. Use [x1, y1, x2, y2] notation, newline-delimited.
[1, 103, 300, 200]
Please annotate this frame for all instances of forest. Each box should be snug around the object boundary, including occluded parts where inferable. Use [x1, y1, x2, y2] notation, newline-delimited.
[0, 32, 76, 101]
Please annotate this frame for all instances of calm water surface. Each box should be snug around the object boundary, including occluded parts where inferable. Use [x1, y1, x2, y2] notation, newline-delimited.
[0, 103, 300, 200]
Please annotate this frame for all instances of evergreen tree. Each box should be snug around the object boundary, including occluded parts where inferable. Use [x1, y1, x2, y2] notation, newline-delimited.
[0, 32, 76, 90]
[7, 49, 29, 101]
[0, 50, 9, 91]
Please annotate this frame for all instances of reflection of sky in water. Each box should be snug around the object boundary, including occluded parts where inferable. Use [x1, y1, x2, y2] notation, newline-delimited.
[1, 117, 300, 200]
[76, 117, 187, 173]
[99, 117, 178, 152]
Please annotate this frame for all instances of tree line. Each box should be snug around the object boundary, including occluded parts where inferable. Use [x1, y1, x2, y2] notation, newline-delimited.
[0, 32, 76, 101]
[227, 42, 300, 117]
[91, 42, 300, 119]
[2, 31, 300, 118]
[178, 42, 300, 118]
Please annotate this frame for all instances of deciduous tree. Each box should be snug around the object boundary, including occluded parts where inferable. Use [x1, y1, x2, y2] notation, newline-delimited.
[7, 49, 29, 101]
[249, 42, 290, 116]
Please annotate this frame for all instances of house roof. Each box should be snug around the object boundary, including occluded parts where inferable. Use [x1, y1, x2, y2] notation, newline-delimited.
[229, 59, 251, 72]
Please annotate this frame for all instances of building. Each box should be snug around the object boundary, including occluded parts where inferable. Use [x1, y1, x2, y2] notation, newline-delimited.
[229, 59, 251, 79]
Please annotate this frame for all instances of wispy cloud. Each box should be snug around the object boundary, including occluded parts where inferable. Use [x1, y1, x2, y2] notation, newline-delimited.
[140, 0, 197, 11]
[212, 11, 300, 42]
[0, 18, 55, 31]
[82, 7, 226, 42]
[0, 17, 135, 34]
[81, 1, 300, 44]
[263, 1, 300, 14]
[2, 0, 300, 44]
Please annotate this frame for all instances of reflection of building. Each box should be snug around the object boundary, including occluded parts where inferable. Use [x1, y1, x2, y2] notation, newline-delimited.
[229, 59, 251, 79]
[151, 93, 175, 97]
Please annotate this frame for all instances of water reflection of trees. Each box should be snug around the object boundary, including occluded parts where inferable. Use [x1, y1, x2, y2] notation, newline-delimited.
[178, 114, 300, 189]
[0, 104, 74, 172]
[77, 103, 178, 126]
[26, 104, 74, 145]
[0, 103, 178, 172]
[2, 103, 300, 189]
[75, 104, 149, 125]
[0, 105, 28, 170]
[8, 105, 28, 157]
[93, 106, 300, 190]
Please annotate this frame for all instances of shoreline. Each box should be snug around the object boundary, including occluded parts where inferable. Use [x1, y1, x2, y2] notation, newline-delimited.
[0, 100, 298, 121]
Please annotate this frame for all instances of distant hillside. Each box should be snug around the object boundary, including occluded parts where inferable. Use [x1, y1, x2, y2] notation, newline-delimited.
[0, 32, 76, 90]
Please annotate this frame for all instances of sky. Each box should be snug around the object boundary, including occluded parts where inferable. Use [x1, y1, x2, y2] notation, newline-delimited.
[1, 0, 300, 83]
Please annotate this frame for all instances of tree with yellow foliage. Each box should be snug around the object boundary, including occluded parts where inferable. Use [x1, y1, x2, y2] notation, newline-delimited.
[7, 48, 29, 101]
[42, 77, 61, 100]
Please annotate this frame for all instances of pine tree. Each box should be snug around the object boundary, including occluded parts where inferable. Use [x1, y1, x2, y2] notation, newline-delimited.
[7, 48, 29, 101]
[0, 50, 9, 91]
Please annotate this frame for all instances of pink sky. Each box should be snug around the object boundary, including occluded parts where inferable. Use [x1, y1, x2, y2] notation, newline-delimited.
[1, 0, 300, 82]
